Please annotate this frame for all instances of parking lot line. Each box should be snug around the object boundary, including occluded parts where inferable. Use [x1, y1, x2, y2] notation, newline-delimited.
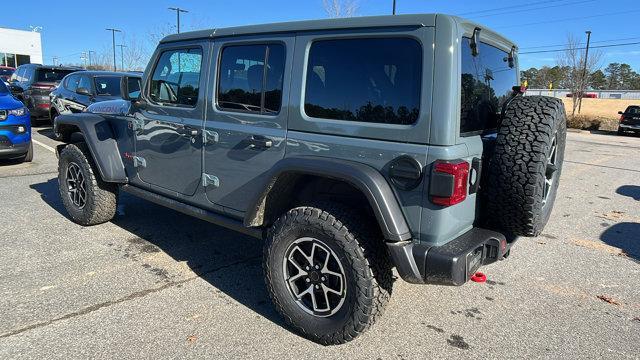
[32, 138, 56, 153]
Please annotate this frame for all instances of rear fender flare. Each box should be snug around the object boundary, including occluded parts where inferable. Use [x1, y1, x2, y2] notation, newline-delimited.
[244, 157, 412, 242]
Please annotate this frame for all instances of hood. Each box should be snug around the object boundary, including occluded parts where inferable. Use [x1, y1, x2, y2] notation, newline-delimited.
[0, 92, 24, 110]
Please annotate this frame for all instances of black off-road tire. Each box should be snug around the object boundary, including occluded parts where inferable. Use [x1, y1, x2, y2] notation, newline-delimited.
[58, 142, 118, 225]
[485, 96, 567, 237]
[617, 127, 625, 136]
[264, 203, 393, 345]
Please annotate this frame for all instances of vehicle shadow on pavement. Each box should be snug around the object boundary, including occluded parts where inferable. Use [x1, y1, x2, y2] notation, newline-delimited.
[30, 178, 293, 334]
[600, 222, 640, 262]
[616, 185, 640, 201]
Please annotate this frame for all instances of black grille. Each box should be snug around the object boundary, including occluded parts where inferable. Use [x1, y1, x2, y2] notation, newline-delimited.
[0, 135, 12, 149]
[0, 110, 6, 121]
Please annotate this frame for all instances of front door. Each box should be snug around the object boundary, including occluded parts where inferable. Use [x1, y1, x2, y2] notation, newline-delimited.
[134, 44, 207, 197]
[202, 36, 293, 212]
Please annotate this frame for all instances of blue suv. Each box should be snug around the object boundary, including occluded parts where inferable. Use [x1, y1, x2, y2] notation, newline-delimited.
[0, 79, 32, 162]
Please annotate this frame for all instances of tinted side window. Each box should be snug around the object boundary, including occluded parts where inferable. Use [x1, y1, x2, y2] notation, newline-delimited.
[77, 76, 92, 92]
[460, 38, 518, 134]
[149, 48, 202, 107]
[65, 74, 80, 91]
[94, 76, 121, 96]
[217, 44, 285, 114]
[304, 38, 422, 125]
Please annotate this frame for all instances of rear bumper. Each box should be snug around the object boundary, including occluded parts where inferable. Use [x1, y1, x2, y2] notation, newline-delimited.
[387, 228, 510, 285]
[619, 124, 640, 131]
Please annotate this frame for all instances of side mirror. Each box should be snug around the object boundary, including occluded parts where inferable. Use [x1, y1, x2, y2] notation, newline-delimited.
[76, 87, 91, 96]
[120, 76, 142, 101]
[618, 111, 623, 114]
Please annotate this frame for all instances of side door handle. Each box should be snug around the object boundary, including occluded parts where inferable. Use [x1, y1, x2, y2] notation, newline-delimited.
[177, 125, 199, 137]
[247, 135, 273, 149]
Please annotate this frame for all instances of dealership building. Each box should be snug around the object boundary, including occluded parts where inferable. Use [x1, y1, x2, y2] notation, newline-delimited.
[0, 27, 43, 68]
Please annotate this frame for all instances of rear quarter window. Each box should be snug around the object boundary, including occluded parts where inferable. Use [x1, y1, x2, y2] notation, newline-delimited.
[304, 37, 422, 125]
[460, 38, 518, 135]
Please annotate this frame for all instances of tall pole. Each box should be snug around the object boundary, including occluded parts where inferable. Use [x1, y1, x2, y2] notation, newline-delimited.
[168, 7, 189, 33]
[106, 28, 121, 71]
[393, 0, 396, 15]
[578, 30, 592, 114]
[117, 45, 127, 71]
[88, 50, 95, 68]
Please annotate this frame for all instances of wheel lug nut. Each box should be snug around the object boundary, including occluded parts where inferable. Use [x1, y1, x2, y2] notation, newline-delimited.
[305, 266, 310, 271]
[305, 278, 310, 283]
[321, 276, 326, 281]
[315, 285, 320, 289]
[314, 265, 320, 269]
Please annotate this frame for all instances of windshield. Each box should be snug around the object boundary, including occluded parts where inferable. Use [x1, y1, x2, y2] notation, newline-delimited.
[36, 68, 76, 82]
[0, 80, 8, 94]
[94, 76, 121, 96]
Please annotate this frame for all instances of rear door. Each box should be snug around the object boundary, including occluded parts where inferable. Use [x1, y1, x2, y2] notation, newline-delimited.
[202, 36, 293, 213]
[132, 42, 208, 197]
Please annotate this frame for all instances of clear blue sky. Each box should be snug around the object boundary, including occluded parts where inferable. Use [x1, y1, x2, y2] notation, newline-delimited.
[2, 0, 639, 70]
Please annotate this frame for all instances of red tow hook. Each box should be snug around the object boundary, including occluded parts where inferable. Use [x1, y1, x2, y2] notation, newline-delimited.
[470, 272, 487, 283]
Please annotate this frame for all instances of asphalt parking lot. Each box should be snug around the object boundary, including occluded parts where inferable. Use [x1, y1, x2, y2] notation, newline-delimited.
[1, 127, 639, 359]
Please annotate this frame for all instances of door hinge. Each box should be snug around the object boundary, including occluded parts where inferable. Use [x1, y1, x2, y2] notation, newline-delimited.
[130, 118, 145, 132]
[202, 173, 220, 188]
[202, 130, 219, 144]
[133, 156, 146, 168]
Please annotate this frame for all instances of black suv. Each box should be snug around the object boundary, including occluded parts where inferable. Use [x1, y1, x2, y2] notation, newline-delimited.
[8, 64, 82, 121]
[50, 71, 141, 120]
[618, 105, 640, 135]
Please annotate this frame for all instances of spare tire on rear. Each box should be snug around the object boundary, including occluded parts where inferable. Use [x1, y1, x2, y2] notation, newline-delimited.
[484, 96, 567, 237]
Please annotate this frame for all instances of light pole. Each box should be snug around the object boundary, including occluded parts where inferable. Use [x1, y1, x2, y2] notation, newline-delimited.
[88, 50, 96, 68]
[117, 44, 127, 71]
[106, 28, 122, 71]
[578, 30, 592, 114]
[168, 7, 189, 33]
[392, 0, 396, 15]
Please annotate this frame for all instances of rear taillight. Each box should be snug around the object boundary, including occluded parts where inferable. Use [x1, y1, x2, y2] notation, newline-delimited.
[620, 114, 624, 122]
[430, 161, 470, 206]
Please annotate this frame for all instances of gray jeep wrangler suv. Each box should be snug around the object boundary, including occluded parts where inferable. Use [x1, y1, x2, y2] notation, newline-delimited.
[54, 14, 566, 344]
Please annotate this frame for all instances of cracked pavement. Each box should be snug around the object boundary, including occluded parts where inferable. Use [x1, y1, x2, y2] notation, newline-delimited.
[0, 127, 639, 359]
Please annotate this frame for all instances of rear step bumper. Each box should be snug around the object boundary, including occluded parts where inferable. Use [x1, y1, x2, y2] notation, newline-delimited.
[387, 228, 510, 285]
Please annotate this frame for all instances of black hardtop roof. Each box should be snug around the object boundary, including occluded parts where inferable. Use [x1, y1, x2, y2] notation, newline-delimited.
[161, 13, 440, 44]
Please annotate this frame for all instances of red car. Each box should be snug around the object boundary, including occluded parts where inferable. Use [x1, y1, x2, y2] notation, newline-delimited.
[566, 92, 597, 98]
[0, 66, 15, 81]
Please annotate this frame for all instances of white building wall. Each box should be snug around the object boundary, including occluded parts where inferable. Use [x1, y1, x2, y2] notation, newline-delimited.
[0, 28, 43, 66]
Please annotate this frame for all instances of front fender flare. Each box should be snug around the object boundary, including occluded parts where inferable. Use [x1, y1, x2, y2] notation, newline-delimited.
[244, 157, 412, 242]
[55, 113, 127, 183]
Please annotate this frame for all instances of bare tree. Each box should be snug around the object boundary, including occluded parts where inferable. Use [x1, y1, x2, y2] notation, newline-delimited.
[557, 34, 601, 116]
[322, 0, 359, 18]
[121, 34, 148, 71]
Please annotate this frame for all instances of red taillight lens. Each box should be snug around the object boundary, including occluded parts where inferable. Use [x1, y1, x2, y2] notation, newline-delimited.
[431, 161, 470, 206]
[31, 82, 54, 90]
[620, 115, 624, 122]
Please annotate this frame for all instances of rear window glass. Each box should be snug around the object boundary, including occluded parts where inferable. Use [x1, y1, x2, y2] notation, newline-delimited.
[304, 38, 422, 125]
[0, 80, 8, 94]
[36, 68, 76, 82]
[94, 76, 121, 96]
[0, 68, 13, 76]
[460, 38, 518, 135]
[625, 106, 640, 114]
